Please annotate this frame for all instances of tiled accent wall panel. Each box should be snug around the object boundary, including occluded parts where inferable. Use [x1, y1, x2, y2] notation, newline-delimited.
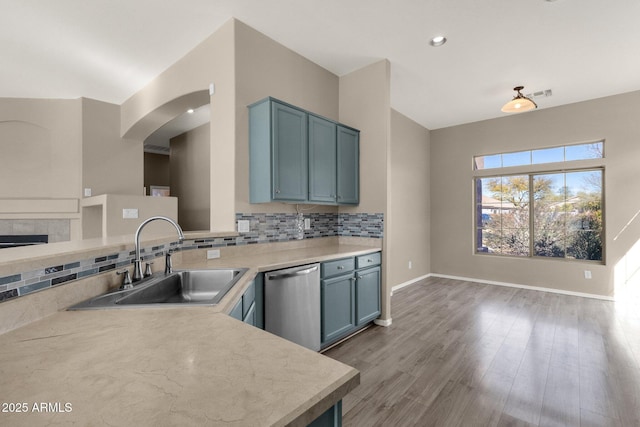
[338, 213, 384, 238]
[0, 212, 383, 303]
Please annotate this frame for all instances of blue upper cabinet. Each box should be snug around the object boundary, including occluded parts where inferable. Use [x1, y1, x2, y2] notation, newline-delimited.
[249, 97, 359, 206]
[309, 115, 337, 203]
[337, 126, 359, 205]
[249, 98, 307, 203]
[271, 102, 308, 201]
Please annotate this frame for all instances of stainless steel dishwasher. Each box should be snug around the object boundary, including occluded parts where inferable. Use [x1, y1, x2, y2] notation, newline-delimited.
[264, 263, 320, 351]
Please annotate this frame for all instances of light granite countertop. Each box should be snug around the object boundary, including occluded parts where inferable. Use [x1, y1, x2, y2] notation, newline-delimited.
[0, 242, 380, 426]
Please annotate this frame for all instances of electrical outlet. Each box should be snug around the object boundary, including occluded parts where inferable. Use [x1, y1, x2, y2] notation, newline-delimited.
[122, 208, 138, 219]
[83, 188, 92, 197]
[207, 249, 220, 259]
[584, 270, 592, 279]
[304, 218, 311, 230]
[408, 261, 412, 269]
[237, 220, 250, 233]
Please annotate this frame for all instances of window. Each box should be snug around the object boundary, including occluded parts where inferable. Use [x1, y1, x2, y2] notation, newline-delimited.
[474, 141, 603, 170]
[474, 142, 604, 262]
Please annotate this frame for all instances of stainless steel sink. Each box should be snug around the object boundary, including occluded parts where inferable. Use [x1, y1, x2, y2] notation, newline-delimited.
[68, 268, 248, 310]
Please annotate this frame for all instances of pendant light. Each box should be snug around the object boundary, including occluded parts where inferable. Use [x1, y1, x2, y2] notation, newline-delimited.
[501, 86, 537, 113]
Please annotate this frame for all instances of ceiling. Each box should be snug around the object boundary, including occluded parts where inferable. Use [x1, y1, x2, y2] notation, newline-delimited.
[2, 0, 640, 130]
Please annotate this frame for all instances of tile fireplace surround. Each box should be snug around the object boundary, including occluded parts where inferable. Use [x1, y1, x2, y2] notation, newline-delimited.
[0, 219, 70, 244]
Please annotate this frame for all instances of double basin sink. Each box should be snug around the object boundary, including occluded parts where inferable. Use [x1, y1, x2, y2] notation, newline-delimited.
[69, 268, 248, 310]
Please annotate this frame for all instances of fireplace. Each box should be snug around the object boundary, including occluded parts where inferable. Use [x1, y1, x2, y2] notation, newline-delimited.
[0, 235, 48, 249]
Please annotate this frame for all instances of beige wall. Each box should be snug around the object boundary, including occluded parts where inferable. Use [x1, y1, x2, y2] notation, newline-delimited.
[388, 109, 431, 287]
[121, 19, 236, 232]
[170, 123, 210, 231]
[0, 98, 137, 240]
[338, 60, 392, 321]
[144, 152, 170, 190]
[234, 19, 339, 216]
[0, 98, 142, 204]
[81, 194, 178, 238]
[431, 90, 640, 298]
[82, 98, 143, 196]
[0, 98, 82, 200]
[338, 60, 390, 216]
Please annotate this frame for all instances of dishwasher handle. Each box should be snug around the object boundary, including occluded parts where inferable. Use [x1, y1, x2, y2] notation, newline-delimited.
[266, 265, 319, 280]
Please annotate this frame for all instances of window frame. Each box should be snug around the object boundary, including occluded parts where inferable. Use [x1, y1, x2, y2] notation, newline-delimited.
[474, 164, 605, 265]
[473, 141, 604, 171]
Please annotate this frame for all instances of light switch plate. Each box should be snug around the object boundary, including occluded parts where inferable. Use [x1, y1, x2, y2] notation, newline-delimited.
[237, 220, 250, 233]
[83, 188, 92, 197]
[123, 208, 139, 219]
[304, 218, 311, 230]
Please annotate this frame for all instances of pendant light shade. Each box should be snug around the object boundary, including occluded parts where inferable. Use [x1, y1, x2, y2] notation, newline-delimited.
[501, 86, 537, 113]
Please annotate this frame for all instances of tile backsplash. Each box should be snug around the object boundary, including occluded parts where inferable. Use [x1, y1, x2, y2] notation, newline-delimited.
[233, 212, 384, 242]
[0, 212, 383, 303]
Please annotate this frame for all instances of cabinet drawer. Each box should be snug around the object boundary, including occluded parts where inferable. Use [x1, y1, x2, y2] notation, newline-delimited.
[321, 257, 355, 278]
[356, 252, 381, 269]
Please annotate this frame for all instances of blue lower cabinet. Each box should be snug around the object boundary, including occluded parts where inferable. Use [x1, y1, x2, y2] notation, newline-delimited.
[229, 278, 263, 329]
[355, 266, 381, 325]
[243, 302, 256, 325]
[321, 274, 355, 345]
[230, 298, 243, 321]
[320, 252, 381, 348]
[308, 401, 342, 427]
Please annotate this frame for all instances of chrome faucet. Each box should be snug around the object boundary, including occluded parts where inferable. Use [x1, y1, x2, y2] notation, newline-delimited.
[165, 250, 174, 274]
[132, 216, 184, 282]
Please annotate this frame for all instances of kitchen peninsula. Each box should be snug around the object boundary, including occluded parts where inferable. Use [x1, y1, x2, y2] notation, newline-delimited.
[0, 236, 381, 426]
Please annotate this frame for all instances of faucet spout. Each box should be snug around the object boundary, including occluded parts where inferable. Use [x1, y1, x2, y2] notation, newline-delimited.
[132, 216, 184, 282]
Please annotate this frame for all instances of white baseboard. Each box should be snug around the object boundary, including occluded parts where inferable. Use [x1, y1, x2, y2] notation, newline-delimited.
[389, 272, 613, 301]
[391, 273, 432, 295]
[429, 273, 615, 301]
[374, 318, 392, 327]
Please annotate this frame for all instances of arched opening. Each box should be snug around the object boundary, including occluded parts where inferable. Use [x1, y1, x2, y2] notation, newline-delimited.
[125, 90, 211, 232]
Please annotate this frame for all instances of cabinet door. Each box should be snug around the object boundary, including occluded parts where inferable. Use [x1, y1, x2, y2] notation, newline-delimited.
[356, 266, 381, 325]
[337, 126, 359, 205]
[243, 302, 256, 327]
[309, 115, 337, 204]
[321, 274, 355, 344]
[271, 102, 308, 201]
[230, 299, 243, 321]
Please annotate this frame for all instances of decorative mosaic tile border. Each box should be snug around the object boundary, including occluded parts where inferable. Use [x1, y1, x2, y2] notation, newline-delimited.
[0, 212, 383, 303]
[0, 241, 180, 302]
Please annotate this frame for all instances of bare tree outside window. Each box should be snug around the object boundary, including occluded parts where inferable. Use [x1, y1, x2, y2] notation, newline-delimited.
[476, 170, 603, 262]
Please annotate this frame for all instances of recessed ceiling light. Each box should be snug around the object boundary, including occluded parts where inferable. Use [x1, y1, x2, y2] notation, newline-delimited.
[429, 35, 447, 47]
[187, 109, 195, 114]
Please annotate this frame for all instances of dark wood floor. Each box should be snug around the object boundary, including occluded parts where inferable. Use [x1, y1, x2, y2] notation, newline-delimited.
[324, 277, 640, 427]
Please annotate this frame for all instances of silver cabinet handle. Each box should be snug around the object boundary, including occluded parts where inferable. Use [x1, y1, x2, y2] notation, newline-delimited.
[275, 189, 281, 194]
[337, 265, 344, 270]
[266, 265, 319, 280]
[357, 275, 363, 279]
